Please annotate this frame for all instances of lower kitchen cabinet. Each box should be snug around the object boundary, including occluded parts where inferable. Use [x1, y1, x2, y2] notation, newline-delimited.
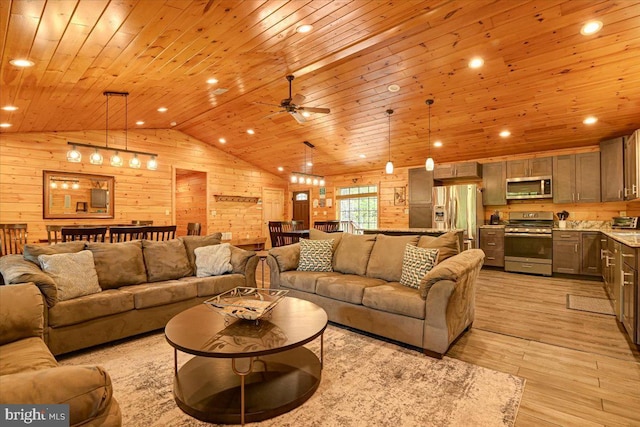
[581, 232, 602, 276]
[553, 230, 601, 276]
[621, 244, 637, 343]
[479, 228, 504, 267]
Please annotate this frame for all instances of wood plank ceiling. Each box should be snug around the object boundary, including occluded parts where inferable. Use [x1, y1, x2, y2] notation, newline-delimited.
[1, 0, 639, 177]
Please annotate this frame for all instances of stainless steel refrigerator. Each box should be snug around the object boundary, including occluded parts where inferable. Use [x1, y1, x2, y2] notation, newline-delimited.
[432, 184, 483, 248]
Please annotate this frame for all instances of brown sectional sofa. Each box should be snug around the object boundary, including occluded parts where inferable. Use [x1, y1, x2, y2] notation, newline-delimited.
[0, 283, 121, 426]
[0, 234, 258, 355]
[267, 230, 485, 358]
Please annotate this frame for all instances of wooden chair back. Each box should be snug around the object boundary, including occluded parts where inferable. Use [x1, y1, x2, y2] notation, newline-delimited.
[268, 221, 284, 247]
[0, 223, 28, 256]
[146, 225, 176, 241]
[313, 220, 340, 232]
[46, 225, 64, 244]
[110, 226, 148, 243]
[282, 221, 303, 231]
[61, 226, 107, 242]
[187, 223, 202, 236]
[131, 220, 154, 226]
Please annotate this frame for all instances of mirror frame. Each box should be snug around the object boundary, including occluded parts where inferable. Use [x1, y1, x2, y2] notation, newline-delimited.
[43, 170, 115, 219]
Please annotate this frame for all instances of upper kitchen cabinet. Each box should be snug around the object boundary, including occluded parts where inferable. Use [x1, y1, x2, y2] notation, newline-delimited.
[506, 157, 552, 178]
[482, 162, 507, 205]
[553, 152, 601, 203]
[624, 129, 639, 200]
[600, 137, 625, 202]
[408, 167, 433, 204]
[433, 162, 482, 180]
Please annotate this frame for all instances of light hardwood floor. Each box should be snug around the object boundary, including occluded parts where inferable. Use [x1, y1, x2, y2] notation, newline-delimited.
[261, 264, 640, 426]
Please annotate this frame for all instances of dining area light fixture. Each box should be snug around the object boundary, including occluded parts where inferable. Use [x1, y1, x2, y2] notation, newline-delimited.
[290, 141, 325, 186]
[385, 109, 394, 174]
[425, 99, 435, 171]
[65, 91, 159, 170]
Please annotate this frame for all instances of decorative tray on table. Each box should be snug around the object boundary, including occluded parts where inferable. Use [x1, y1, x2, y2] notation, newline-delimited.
[204, 287, 289, 321]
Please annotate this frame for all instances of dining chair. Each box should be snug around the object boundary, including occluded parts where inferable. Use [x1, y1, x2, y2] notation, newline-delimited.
[46, 225, 64, 244]
[110, 226, 148, 243]
[268, 221, 284, 247]
[146, 225, 176, 241]
[313, 220, 340, 232]
[131, 220, 154, 226]
[61, 227, 107, 242]
[0, 223, 28, 256]
[187, 223, 202, 236]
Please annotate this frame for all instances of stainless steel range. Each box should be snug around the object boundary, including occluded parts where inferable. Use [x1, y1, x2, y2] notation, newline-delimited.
[504, 211, 554, 276]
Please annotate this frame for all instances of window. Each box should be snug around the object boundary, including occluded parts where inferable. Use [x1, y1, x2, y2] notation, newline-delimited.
[336, 185, 378, 230]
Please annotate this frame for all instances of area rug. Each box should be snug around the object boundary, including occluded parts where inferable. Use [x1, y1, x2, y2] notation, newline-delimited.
[60, 325, 524, 426]
[566, 294, 615, 315]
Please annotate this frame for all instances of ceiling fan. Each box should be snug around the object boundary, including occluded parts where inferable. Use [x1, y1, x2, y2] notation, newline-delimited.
[258, 75, 330, 123]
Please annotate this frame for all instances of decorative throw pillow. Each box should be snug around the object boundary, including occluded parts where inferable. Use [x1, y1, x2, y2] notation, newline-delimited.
[86, 241, 147, 290]
[142, 239, 192, 282]
[417, 232, 459, 263]
[38, 250, 101, 301]
[194, 243, 233, 277]
[181, 233, 223, 270]
[0, 255, 58, 306]
[297, 239, 334, 272]
[400, 244, 439, 289]
[23, 241, 86, 265]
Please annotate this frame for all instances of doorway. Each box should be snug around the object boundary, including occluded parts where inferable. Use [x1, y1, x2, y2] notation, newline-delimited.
[292, 191, 310, 229]
[175, 169, 207, 236]
[263, 188, 285, 248]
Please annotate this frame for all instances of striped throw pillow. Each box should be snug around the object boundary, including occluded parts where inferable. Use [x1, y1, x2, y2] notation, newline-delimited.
[297, 239, 334, 272]
[400, 244, 439, 289]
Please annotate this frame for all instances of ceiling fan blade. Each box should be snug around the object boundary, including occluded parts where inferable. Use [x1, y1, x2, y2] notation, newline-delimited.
[253, 101, 281, 107]
[289, 111, 307, 123]
[291, 93, 306, 105]
[298, 106, 330, 114]
[261, 110, 285, 120]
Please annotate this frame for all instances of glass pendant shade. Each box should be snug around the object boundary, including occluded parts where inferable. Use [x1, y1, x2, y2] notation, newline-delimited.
[313, 178, 319, 186]
[425, 157, 435, 171]
[385, 160, 394, 174]
[72, 182, 80, 190]
[129, 154, 141, 169]
[319, 179, 325, 186]
[147, 156, 158, 170]
[89, 150, 103, 165]
[291, 175, 298, 183]
[66, 146, 81, 162]
[110, 152, 123, 167]
[61, 182, 69, 189]
[305, 177, 312, 185]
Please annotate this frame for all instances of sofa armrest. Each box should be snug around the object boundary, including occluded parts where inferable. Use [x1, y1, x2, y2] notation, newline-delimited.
[266, 243, 301, 288]
[229, 246, 258, 288]
[0, 365, 118, 426]
[0, 283, 45, 346]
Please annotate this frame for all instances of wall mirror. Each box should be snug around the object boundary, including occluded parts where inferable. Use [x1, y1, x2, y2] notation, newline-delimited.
[43, 170, 115, 219]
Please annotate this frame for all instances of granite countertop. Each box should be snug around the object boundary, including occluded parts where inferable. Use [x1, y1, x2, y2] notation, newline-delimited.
[479, 224, 506, 228]
[552, 227, 640, 248]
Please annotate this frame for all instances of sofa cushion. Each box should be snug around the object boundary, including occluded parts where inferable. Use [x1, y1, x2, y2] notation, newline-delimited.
[38, 250, 102, 301]
[0, 255, 58, 306]
[366, 234, 419, 282]
[298, 239, 334, 272]
[362, 282, 426, 320]
[142, 239, 192, 282]
[400, 245, 439, 289]
[86, 241, 147, 290]
[269, 243, 300, 272]
[230, 246, 255, 274]
[180, 275, 246, 298]
[316, 275, 386, 304]
[48, 290, 134, 327]
[309, 228, 343, 252]
[280, 271, 340, 293]
[0, 337, 58, 376]
[119, 280, 197, 309]
[417, 232, 460, 263]
[23, 241, 86, 264]
[332, 233, 376, 276]
[181, 233, 223, 270]
[194, 243, 233, 277]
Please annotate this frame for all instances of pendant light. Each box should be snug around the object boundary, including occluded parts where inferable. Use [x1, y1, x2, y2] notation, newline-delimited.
[66, 144, 81, 162]
[385, 109, 394, 174]
[425, 99, 435, 171]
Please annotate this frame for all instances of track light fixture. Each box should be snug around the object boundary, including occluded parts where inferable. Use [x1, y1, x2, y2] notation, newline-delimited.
[291, 141, 325, 186]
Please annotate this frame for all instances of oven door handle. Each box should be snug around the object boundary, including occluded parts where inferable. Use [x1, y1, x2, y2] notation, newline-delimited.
[505, 233, 552, 238]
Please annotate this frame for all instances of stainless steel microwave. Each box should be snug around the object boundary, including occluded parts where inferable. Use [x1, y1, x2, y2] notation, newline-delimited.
[506, 176, 553, 200]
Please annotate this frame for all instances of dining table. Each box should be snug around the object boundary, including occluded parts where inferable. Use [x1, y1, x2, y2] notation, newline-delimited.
[280, 229, 310, 244]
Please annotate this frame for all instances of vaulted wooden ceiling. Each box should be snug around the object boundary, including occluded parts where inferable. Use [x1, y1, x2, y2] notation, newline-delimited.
[1, 0, 639, 177]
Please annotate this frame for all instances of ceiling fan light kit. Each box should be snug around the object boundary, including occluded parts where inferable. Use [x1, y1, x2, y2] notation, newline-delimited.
[425, 99, 435, 172]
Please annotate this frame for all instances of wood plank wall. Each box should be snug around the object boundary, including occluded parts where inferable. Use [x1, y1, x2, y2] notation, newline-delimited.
[0, 129, 287, 244]
[175, 170, 207, 236]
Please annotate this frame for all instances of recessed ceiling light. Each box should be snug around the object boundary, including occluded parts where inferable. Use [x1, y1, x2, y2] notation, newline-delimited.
[468, 57, 484, 69]
[207, 78, 218, 84]
[296, 24, 313, 34]
[387, 84, 400, 92]
[10, 59, 34, 67]
[499, 130, 511, 137]
[2, 105, 18, 111]
[581, 20, 603, 36]
[170, 121, 177, 126]
[433, 141, 443, 147]
[219, 138, 226, 144]
[277, 166, 284, 172]
[0, 123, 12, 128]
[359, 154, 366, 158]
[583, 116, 598, 125]
[136, 120, 144, 125]
[157, 107, 168, 112]
[307, 161, 313, 166]
[247, 129, 255, 135]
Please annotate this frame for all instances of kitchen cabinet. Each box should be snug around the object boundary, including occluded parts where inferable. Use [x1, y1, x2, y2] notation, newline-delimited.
[620, 244, 637, 343]
[553, 152, 601, 203]
[553, 231, 580, 274]
[581, 232, 601, 276]
[479, 227, 504, 267]
[482, 161, 506, 205]
[624, 129, 639, 200]
[600, 137, 625, 202]
[433, 162, 482, 180]
[408, 167, 433, 228]
[506, 157, 552, 178]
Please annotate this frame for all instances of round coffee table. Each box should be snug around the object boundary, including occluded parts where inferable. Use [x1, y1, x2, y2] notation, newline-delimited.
[165, 297, 328, 425]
